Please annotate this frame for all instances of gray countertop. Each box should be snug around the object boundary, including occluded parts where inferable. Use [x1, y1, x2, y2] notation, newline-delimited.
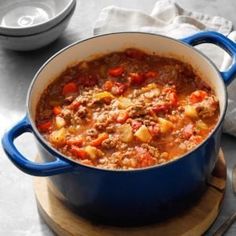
[1, 0, 236, 235]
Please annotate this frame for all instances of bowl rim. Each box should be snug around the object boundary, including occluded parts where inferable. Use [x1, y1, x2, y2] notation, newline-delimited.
[26, 32, 227, 173]
[0, 0, 76, 36]
[0, 2, 76, 39]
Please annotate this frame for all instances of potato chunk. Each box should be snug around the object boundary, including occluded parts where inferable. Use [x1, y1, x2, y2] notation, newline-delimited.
[118, 97, 134, 109]
[184, 105, 198, 119]
[134, 125, 152, 143]
[55, 116, 66, 129]
[93, 91, 114, 100]
[118, 124, 133, 143]
[84, 145, 104, 160]
[50, 128, 66, 145]
[158, 118, 173, 134]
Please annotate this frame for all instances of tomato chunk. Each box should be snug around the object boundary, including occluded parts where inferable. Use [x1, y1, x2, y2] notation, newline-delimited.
[71, 146, 88, 159]
[53, 106, 62, 115]
[128, 72, 144, 85]
[108, 66, 124, 77]
[189, 90, 208, 104]
[37, 121, 51, 133]
[62, 82, 77, 96]
[116, 111, 129, 123]
[90, 133, 109, 147]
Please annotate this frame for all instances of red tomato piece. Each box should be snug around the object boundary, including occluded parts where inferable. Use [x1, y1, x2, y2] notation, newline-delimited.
[71, 146, 88, 159]
[67, 137, 84, 146]
[152, 103, 170, 113]
[67, 100, 81, 110]
[189, 90, 208, 104]
[62, 82, 77, 96]
[53, 106, 62, 115]
[128, 72, 144, 85]
[108, 66, 124, 77]
[37, 121, 52, 133]
[90, 133, 109, 147]
[116, 111, 129, 123]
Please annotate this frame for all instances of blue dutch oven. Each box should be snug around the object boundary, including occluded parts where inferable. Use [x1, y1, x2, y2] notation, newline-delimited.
[2, 31, 236, 225]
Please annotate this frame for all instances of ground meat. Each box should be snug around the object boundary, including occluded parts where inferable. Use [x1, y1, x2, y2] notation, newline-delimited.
[128, 104, 147, 118]
[86, 128, 98, 137]
[76, 106, 88, 118]
[194, 95, 218, 118]
[141, 143, 160, 158]
[101, 138, 117, 149]
[94, 122, 107, 131]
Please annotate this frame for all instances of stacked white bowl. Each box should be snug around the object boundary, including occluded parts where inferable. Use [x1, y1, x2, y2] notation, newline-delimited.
[0, 0, 76, 51]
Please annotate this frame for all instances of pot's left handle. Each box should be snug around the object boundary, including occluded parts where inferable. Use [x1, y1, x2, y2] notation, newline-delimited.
[182, 31, 236, 86]
[1, 116, 75, 176]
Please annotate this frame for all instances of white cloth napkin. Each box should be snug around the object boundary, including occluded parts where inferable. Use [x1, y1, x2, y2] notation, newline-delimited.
[94, 0, 236, 136]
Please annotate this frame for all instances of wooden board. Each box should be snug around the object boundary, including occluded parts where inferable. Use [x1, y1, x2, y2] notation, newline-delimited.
[34, 150, 226, 236]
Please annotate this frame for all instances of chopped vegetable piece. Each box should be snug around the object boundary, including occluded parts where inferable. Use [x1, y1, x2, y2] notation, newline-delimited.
[71, 146, 88, 159]
[118, 97, 133, 109]
[116, 111, 129, 123]
[111, 82, 127, 95]
[158, 118, 173, 134]
[67, 137, 84, 146]
[189, 90, 208, 104]
[55, 116, 66, 129]
[184, 105, 198, 119]
[90, 133, 109, 146]
[93, 91, 114, 100]
[108, 66, 124, 77]
[141, 83, 157, 92]
[38, 121, 51, 133]
[62, 82, 77, 96]
[134, 125, 152, 143]
[118, 124, 133, 143]
[53, 106, 62, 115]
[196, 120, 208, 130]
[49, 128, 66, 145]
[84, 145, 104, 160]
[128, 72, 144, 85]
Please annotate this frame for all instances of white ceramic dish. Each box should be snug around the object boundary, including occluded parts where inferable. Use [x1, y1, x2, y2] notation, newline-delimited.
[0, 0, 76, 36]
[0, 3, 75, 51]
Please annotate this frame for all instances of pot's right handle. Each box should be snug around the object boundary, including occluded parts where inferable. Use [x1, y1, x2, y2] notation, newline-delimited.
[182, 31, 236, 86]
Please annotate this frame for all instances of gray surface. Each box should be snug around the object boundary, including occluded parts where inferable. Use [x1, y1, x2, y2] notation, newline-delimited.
[1, 0, 236, 235]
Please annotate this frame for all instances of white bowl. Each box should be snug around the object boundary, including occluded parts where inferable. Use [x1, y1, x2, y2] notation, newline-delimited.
[0, 3, 76, 51]
[0, 0, 76, 36]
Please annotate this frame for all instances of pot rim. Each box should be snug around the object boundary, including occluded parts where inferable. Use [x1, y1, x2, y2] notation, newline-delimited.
[26, 31, 227, 173]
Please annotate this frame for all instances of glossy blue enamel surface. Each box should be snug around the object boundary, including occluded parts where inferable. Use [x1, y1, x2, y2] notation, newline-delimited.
[1, 116, 75, 176]
[182, 31, 236, 85]
[2, 31, 236, 224]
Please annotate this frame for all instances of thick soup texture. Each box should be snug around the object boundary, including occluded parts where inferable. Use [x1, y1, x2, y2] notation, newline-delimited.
[36, 48, 219, 170]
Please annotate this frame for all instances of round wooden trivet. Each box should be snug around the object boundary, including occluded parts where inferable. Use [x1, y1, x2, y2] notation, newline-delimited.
[34, 150, 226, 236]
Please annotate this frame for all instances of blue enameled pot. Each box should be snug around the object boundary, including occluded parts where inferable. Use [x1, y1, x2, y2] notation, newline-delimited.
[2, 32, 236, 225]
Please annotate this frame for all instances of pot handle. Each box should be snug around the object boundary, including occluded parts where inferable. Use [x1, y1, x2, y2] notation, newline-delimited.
[182, 31, 236, 86]
[1, 116, 76, 176]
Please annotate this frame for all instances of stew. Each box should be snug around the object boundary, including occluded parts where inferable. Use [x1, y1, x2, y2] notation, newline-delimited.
[36, 48, 219, 169]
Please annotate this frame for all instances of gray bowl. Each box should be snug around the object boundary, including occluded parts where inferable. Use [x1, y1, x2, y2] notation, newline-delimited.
[0, 0, 76, 36]
[0, 3, 76, 51]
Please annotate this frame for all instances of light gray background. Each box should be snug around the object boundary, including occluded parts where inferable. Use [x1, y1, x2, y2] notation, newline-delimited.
[1, 0, 236, 235]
